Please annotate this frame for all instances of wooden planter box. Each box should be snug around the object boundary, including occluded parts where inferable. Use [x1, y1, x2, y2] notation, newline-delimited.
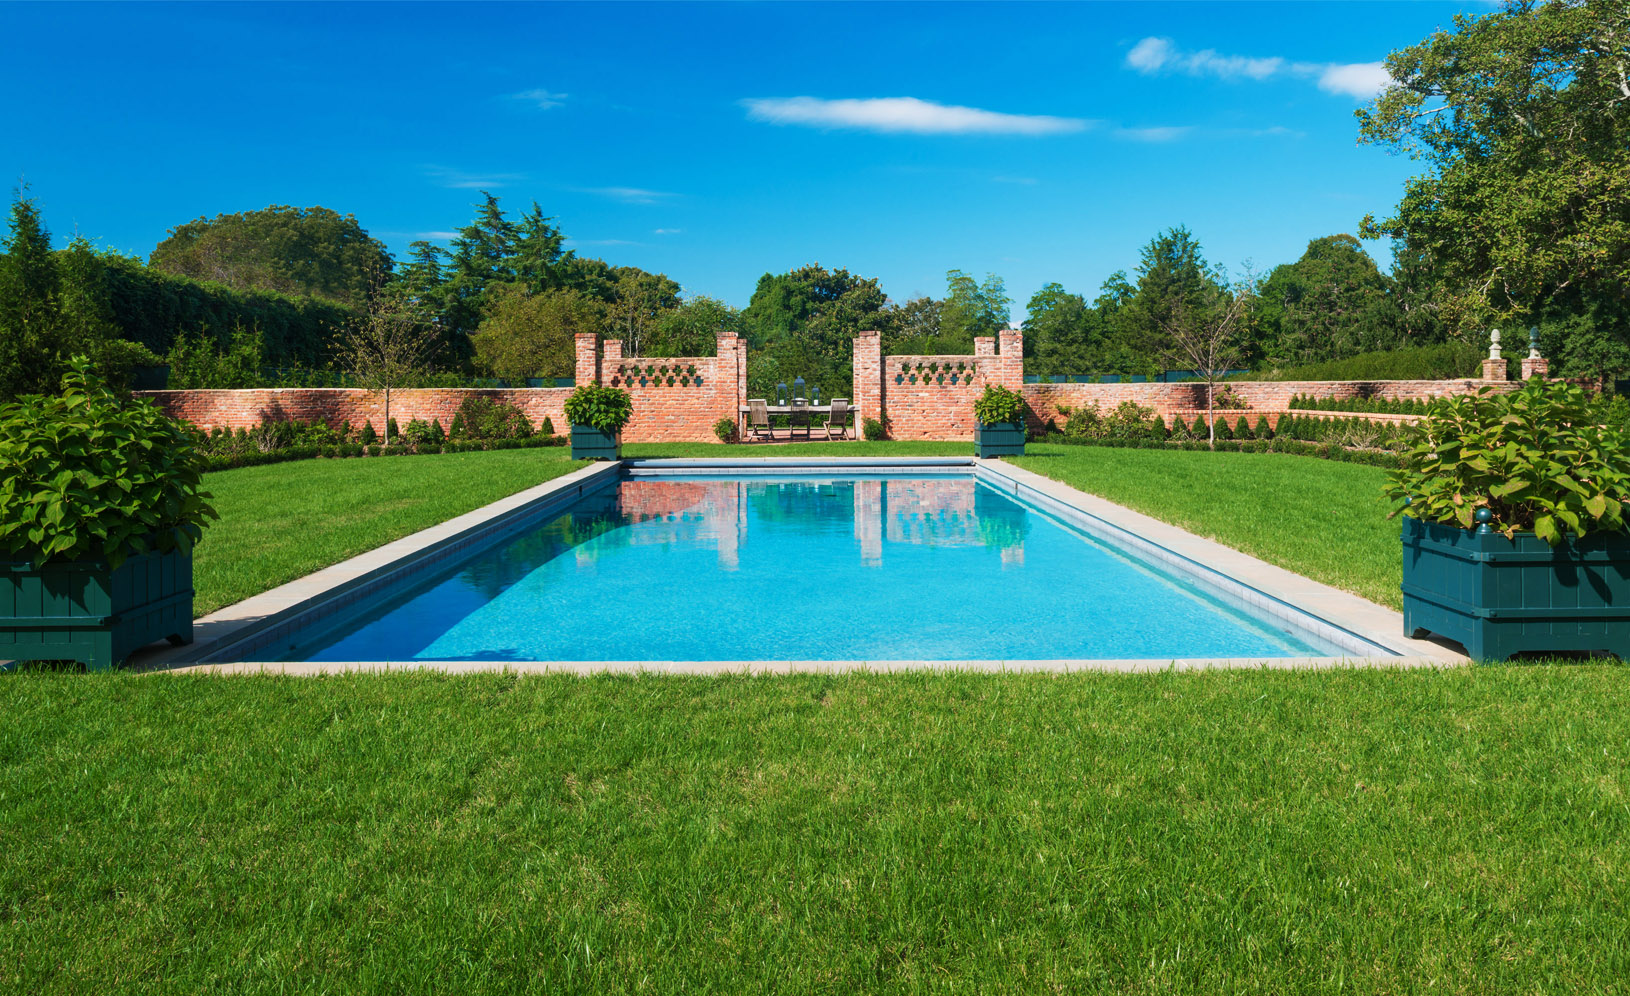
[570, 425, 620, 460]
[1401, 516, 1630, 661]
[975, 421, 1026, 458]
[2, 546, 194, 671]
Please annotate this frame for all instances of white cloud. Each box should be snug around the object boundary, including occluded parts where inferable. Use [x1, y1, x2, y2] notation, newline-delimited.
[653, 228, 682, 234]
[1125, 37, 1391, 98]
[741, 96, 1089, 136]
[578, 187, 676, 205]
[511, 88, 568, 109]
[414, 231, 460, 240]
[568, 238, 642, 247]
[1114, 126, 1193, 143]
[423, 166, 525, 189]
[1317, 62, 1392, 98]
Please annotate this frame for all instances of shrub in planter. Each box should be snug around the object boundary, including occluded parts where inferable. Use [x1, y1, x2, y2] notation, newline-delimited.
[1384, 379, 1630, 659]
[564, 384, 632, 459]
[0, 359, 217, 670]
[973, 384, 1028, 457]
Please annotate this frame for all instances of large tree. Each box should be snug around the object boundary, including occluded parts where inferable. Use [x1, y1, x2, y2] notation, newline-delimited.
[1358, 0, 1630, 380]
[1022, 282, 1101, 374]
[1109, 226, 1227, 370]
[150, 205, 391, 310]
[1256, 235, 1400, 366]
[939, 270, 1012, 349]
[470, 286, 596, 382]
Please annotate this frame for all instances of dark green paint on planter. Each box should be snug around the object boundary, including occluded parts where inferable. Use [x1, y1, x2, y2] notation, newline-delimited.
[975, 421, 1026, 459]
[1401, 516, 1630, 661]
[1, 546, 194, 671]
[570, 425, 620, 461]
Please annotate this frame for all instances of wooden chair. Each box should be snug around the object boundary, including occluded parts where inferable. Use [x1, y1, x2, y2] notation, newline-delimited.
[824, 399, 851, 439]
[789, 397, 811, 439]
[746, 399, 774, 442]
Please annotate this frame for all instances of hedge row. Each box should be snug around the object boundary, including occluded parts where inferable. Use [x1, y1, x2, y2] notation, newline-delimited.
[1033, 433, 1405, 469]
[198, 435, 568, 474]
[96, 254, 357, 365]
[1288, 394, 1432, 415]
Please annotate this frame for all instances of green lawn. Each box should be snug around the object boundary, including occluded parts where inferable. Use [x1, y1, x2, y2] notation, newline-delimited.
[3, 667, 1627, 994]
[194, 449, 585, 616]
[1010, 445, 1403, 608]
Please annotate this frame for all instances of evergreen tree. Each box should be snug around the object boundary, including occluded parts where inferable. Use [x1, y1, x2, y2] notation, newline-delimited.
[0, 188, 61, 399]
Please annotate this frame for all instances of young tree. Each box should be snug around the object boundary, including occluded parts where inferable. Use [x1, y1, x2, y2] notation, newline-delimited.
[334, 272, 439, 446]
[0, 188, 63, 399]
[940, 270, 1011, 348]
[1159, 281, 1248, 449]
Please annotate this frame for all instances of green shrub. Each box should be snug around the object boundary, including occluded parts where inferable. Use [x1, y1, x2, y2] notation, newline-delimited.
[862, 417, 887, 441]
[452, 396, 535, 439]
[387, 418, 401, 443]
[1254, 415, 1273, 439]
[972, 384, 1026, 425]
[428, 418, 445, 444]
[712, 417, 737, 444]
[1385, 379, 1630, 543]
[1103, 400, 1163, 440]
[359, 421, 378, 445]
[1236, 341, 1490, 383]
[166, 325, 266, 389]
[540, 416, 556, 436]
[0, 358, 217, 567]
[563, 385, 633, 433]
[401, 418, 435, 445]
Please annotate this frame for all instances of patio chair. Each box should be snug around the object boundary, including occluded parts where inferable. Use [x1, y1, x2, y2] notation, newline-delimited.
[789, 397, 811, 439]
[824, 399, 851, 440]
[746, 399, 774, 442]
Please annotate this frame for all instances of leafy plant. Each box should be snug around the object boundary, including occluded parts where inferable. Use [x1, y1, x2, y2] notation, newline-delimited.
[450, 396, 534, 440]
[862, 417, 887, 442]
[540, 416, 556, 436]
[564, 385, 633, 433]
[972, 384, 1026, 425]
[1385, 379, 1630, 544]
[0, 358, 217, 567]
[712, 417, 737, 444]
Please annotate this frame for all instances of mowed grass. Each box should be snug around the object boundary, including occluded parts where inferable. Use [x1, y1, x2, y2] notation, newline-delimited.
[1010, 445, 1403, 608]
[193, 450, 585, 616]
[2, 667, 1628, 994]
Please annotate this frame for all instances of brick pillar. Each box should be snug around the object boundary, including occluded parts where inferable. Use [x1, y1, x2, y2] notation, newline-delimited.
[1521, 356, 1549, 380]
[1480, 358, 1507, 382]
[574, 333, 600, 385]
[853, 330, 882, 439]
[974, 336, 996, 357]
[714, 329, 742, 429]
[603, 339, 624, 373]
[995, 329, 1025, 390]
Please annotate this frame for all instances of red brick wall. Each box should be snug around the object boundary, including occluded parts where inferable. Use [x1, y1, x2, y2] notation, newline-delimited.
[602, 331, 743, 442]
[137, 387, 571, 437]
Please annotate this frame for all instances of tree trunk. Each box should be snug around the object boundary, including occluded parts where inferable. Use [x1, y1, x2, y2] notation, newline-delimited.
[1207, 378, 1216, 450]
[383, 384, 391, 446]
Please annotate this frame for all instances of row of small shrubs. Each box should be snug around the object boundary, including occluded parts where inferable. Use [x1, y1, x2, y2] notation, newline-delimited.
[1049, 401, 1410, 450]
[1036, 432, 1405, 469]
[195, 397, 553, 459]
[1289, 394, 1433, 415]
[197, 435, 568, 473]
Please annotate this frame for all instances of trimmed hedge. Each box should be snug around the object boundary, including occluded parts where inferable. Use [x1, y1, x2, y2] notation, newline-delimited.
[199, 435, 568, 474]
[1034, 433, 1405, 469]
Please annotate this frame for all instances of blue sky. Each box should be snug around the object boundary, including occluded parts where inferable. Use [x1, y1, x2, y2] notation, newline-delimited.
[4, 1, 1484, 317]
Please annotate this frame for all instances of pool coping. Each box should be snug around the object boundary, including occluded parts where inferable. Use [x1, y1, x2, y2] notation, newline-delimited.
[135, 455, 1467, 673]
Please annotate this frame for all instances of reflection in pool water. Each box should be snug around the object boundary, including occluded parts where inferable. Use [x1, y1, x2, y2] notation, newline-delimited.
[279, 476, 1341, 662]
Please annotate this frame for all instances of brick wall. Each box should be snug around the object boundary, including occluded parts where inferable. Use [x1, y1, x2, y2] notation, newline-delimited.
[865, 330, 1026, 441]
[137, 386, 572, 437]
[139, 330, 746, 444]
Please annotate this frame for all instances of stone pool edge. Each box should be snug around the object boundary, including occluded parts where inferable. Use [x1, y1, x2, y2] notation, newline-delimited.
[138, 455, 1467, 673]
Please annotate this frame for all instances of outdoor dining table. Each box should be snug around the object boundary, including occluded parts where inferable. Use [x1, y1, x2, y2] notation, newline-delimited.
[737, 402, 852, 438]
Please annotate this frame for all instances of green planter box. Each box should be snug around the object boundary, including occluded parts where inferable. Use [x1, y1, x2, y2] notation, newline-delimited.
[975, 421, 1026, 458]
[1401, 516, 1630, 661]
[570, 424, 620, 460]
[2, 546, 194, 671]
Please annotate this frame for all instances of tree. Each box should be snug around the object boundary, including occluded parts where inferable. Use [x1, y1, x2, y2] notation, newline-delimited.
[1159, 282, 1247, 449]
[150, 205, 391, 310]
[1022, 282, 1100, 373]
[470, 286, 597, 383]
[883, 295, 943, 353]
[0, 188, 63, 399]
[1256, 235, 1399, 365]
[648, 295, 743, 357]
[1112, 227, 1227, 370]
[334, 272, 439, 446]
[939, 270, 1011, 348]
[1358, 0, 1630, 380]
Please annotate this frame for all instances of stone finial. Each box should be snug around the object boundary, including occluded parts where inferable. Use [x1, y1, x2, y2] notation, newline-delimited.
[1488, 328, 1502, 361]
[1528, 326, 1542, 359]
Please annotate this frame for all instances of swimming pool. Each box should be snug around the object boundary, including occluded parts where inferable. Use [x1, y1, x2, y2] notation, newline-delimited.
[265, 471, 1357, 662]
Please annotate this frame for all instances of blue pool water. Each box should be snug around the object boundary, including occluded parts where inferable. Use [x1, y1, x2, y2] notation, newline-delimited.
[276, 475, 1344, 661]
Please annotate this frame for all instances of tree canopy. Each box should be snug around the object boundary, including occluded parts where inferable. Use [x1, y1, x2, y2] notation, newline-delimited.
[1358, 0, 1630, 379]
[150, 205, 391, 310]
